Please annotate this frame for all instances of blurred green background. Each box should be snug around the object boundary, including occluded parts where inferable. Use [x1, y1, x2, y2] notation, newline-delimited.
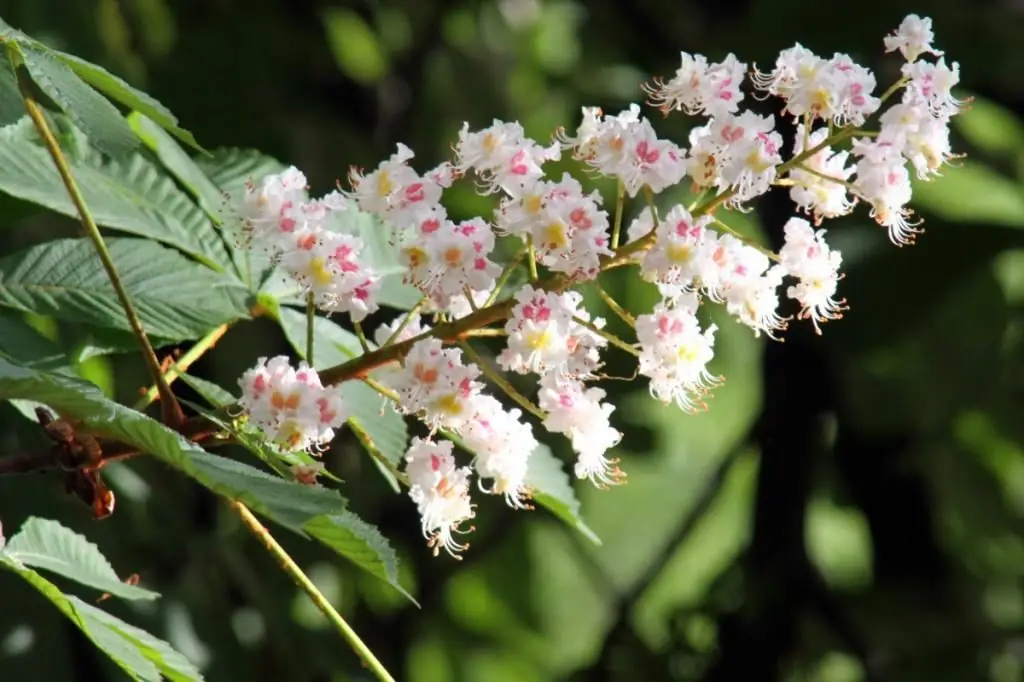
[2, 0, 1024, 680]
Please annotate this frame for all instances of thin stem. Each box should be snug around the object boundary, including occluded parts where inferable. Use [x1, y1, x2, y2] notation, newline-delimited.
[458, 342, 546, 421]
[686, 188, 709, 213]
[642, 185, 661, 231]
[133, 324, 230, 411]
[353, 321, 371, 354]
[11, 47, 183, 428]
[610, 180, 626, 249]
[791, 162, 856, 190]
[462, 286, 479, 312]
[229, 501, 396, 682]
[526, 236, 539, 281]
[713, 218, 781, 262]
[306, 292, 316, 366]
[383, 298, 427, 347]
[571, 316, 640, 357]
[879, 76, 909, 105]
[596, 285, 637, 327]
[362, 376, 400, 403]
[484, 245, 526, 307]
[349, 419, 409, 487]
[461, 328, 506, 338]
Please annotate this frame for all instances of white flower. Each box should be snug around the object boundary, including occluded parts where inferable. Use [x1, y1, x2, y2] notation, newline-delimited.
[636, 299, 721, 411]
[238, 356, 348, 453]
[279, 229, 380, 321]
[778, 217, 847, 333]
[405, 438, 476, 557]
[901, 58, 964, 119]
[537, 374, 623, 487]
[499, 287, 603, 379]
[884, 14, 943, 63]
[752, 46, 878, 125]
[559, 105, 687, 197]
[640, 204, 715, 297]
[454, 120, 561, 196]
[388, 338, 485, 431]
[788, 124, 857, 221]
[347, 143, 445, 228]
[644, 52, 746, 117]
[462, 395, 537, 509]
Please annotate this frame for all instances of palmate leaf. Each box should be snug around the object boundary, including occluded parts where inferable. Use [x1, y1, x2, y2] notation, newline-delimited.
[0, 17, 200, 151]
[127, 113, 244, 281]
[0, 117, 230, 270]
[19, 44, 140, 159]
[0, 357, 410, 598]
[0, 518, 202, 681]
[4, 517, 158, 600]
[0, 237, 249, 342]
[52, 50, 201, 151]
[0, 52, 25, 127]
[526, 444, 601, 544]
[193, 147, 290, 292]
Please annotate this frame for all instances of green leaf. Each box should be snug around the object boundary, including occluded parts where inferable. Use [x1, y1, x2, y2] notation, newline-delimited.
[0, 117, 231, 269]
[277, 304, 363, 366]
[953, 93, 1024, 160]
[325, 208, 422, 310]
[321, 7, 388, 85]
[276, 305, 410, 486]
[194, 147, 286, 197]
[128, 112, 225, 222]
[193, 147, 289, 291]
[52, 48, 201, 151]
[175, 372, 237, 408]
[0, 54, 26, 127]
[0, 358, 409, 597]
[0, 237, 248, 342]
[4, 517, 159, 600]
[342, 382, 408, 481]
[127, 112, 245, 281]
[305, 511, 410, 600]
[912, 161, 1024, 228]
[526, 443, 601, 544]
[0, 310, 66, 370]
[0, 552, 202, 681]
[19, 44, 140, 158]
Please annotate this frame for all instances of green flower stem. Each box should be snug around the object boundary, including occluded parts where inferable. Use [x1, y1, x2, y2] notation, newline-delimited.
[571, 315, 640, 356]
[462, 328, 506, 337]
[610, 180, 626, 249]
[133, 324, 230, 411]
[349, 418, 409, 487]
[484, 245, 527, 307]
[526, 236, 539, 281]
[458, 342, 546, 421]
[383, 298, 427, 347]
[596, 285, 637, 328]
[10, 48, 184, 428]
[353, 320, 371, 353]
[229, 501, 396, 682]
[790, 162, 857, 190]
[712, 218, 781, 263]
[462, 286, 480, 312]
[306, 293, 316, 365]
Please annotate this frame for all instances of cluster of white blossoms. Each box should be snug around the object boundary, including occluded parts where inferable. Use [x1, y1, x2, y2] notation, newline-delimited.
[231, 15, 963, 557]
[237, 168, 380, 321]
[237, 356, 348, 453]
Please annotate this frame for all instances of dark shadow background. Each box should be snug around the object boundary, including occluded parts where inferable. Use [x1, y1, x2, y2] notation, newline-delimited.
[2, 0, 1024, 681]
